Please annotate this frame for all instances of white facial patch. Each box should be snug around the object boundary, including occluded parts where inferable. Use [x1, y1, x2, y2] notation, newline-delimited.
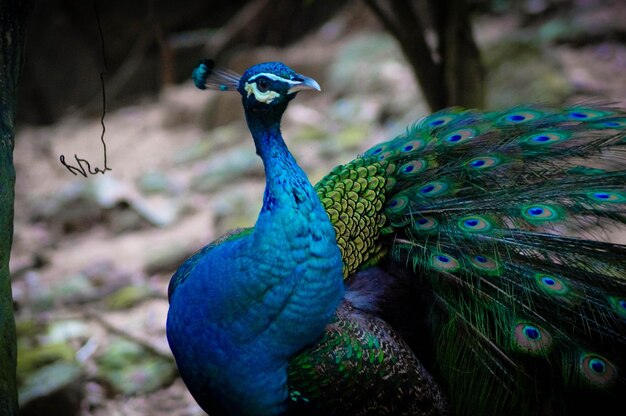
[244, 72, 302, 104]
[244, 81, 281, 104]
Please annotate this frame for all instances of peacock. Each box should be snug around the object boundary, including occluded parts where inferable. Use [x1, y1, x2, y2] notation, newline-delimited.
[166, 59, 626, 416]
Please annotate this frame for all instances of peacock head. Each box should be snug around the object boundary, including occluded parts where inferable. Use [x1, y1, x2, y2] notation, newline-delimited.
[192, 60, 320, 115]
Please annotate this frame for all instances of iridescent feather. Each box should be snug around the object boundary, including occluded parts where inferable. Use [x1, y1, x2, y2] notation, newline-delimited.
[168, 61, 626, 416]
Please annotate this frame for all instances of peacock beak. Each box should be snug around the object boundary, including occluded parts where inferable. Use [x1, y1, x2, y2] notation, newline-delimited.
[288, 75, 321, 94]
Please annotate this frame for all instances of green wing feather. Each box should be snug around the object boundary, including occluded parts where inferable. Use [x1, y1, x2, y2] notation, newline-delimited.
[287, 302, 448, 416]
[314, 157, 391, 277]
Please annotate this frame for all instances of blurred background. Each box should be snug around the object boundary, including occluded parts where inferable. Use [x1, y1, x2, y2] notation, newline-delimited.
[10, 0, 626, 414]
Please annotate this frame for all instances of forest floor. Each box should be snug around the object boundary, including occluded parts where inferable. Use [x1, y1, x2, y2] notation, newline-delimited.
[10, 1, 626, 415]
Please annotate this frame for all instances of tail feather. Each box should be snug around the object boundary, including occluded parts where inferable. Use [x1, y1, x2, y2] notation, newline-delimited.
[310, 105, 626, 414]
[361, 105, 626, 415]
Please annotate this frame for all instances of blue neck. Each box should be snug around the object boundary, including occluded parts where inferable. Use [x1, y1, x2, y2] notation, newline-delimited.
[196, 107, 343, 414]
[168, 99, 345, 415]
[246, 110, 314, 214]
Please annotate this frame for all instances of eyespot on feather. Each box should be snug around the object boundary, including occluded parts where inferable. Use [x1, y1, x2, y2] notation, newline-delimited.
[590, 117, 626, 129]
[420, 113, 458, 128]
[466, 155, 502, 170]
[521, 204, 563, 222]
[365, 143, 389, 156]
[417, 181, 449, 197]
[412, 216, 439, 233]
[398, 139, 426, 153]
[513, 322, 553, 354]
[500, 109, 546, 124]
[398, 160, 428, 177]
[386, 195, 409, 214]
[468, 254, 501, 275]
[441, 128, 477, 145]
[534, 273, 571, 297]
[586, 191, 625, 203]
[565, 108, 613, 121]
[523, 131, 571, 145]
[458, 215, 493, 233]
[578, 353, 617, 387]
[430, 253, 460, 272]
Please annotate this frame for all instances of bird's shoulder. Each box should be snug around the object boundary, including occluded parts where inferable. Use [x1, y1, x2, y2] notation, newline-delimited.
[167, 227, 253, 299]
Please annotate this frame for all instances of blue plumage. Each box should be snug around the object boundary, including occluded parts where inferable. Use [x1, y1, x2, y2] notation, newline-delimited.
[167, 61, 626, 416]
[168, 63, 343, 415]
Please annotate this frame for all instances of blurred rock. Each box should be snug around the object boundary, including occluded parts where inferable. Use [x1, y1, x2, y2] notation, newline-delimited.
[198, 89, 245, 130]
[137, 170, 180, 195]
[31, 175, 181, 234]
[84, 381, 107, 411]
[328, 33, 420, 120]
[105, 285, 153, 310]
[190, 147, 262, 193]
[46, 320, 91, 344]
[324, 124, 373, 156]
[159, 84, 215, 129]
[17, 342, 76, 379]
[484, 39, 572, 107]
[143, 243, 193, 276]
[127, 196, 182, 228]
[81, 260, 134, 290]
[172, 124, 246, 165]
[49, 273, 98, 305]
[213, 184, 264, 233]
[16, 318, 46, 340]
[19, 362, 85, 416]
[16, 315, 87, 416]
[27, 261, 134, 310]
[97, 338, 176, 395]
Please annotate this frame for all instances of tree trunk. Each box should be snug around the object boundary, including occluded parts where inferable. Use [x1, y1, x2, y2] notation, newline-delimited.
[0, 1, 33, 414]
[432, 0, 485, 108]
[364, 0, 485, 111]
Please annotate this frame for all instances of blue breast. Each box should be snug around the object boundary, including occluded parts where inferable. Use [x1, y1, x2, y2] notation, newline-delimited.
[167, 209, 344, 414]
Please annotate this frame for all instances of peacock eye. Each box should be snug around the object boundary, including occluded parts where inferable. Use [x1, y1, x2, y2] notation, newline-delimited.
[256, 78, 271, 92]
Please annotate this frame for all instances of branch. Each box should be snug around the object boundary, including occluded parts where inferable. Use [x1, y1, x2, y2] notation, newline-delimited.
[203, 0, 273, 59]
[364, 0, 447, 110]
[84, 309, 173, 362]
